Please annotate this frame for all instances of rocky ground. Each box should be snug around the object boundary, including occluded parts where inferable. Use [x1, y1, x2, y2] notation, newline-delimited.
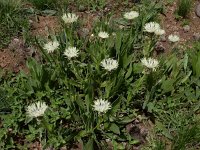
[157, 1, 200, 53]
[3, 2, 200, 74]
[1, 1, 200, 73]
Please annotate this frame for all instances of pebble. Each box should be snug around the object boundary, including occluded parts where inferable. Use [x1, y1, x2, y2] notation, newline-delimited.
[160, 35, 166, 42]
[166, 25, 170, 29]
[193, 33, 200, 41]
[78, 28, 89, 38]
[183, 25, 190, 32]
[195, 3, 200, 17]
[155, 42, 166, 54]
[29, 19, 33, 24]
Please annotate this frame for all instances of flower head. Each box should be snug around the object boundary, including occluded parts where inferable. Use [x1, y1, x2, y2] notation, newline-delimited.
[44, 40, 59, 53]
[155, 29, 165, 36]
[168, 34, 180, 42]
[64, 46, 79, 59]
[141, 57, 159, 71]
[124, 11, 139, 20]
[101, 58, 118, 71]
[27, 102, 48, 118]
[144, 22, 160, 33]
[62, 13, 78, 24]
[98, 31, 109, 39]
[93, 99, 111, 113]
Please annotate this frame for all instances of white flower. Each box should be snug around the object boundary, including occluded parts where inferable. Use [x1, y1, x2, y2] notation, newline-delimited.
[101, 58, 118, 71]
[43, 40, 59, 53]
[93, 99, 111, 113]
[141, 57, 159, 71]
[64, 46, 79, 59]
[144, 22, 160, 33]
[168, 34, 180, 42]
[62, 13, 78, 24]
[124, 11, 139, 20]
[27, 102, 48, 118]
[98, 31, 109, 39]
[155, 29, 165, 36]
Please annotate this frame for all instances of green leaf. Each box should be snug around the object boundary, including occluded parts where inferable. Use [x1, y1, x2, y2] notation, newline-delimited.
[133, 63, 143, 74]
[118, 115, 136, 124]
[181, 71, 192, 83]
[125, 65, 133, 79]
[0, 128, 7, 139]
[129, 139, 140, 145]
[115, 32, 122, 54]
[75, 130, 87, 140]
[156, 121, 173, 140]
[109, 97, 121, 114]
[75, 96, 85, 110]
[109, 123, 120, 134]
[84, 138, 94, 150]
[183, 53, 188, 71]
[85, 94, 90, 113]
[195, 58, 200, 77]
[161, 79, 175, 93]
[131, 75, 145, 96]
[147, 102, 155, 113]
[123, 54, 133, 68]
[41, 10, 57, 16]
[25, 116, 33, 124]
[105, 81, 113, 98]
[117, 143, 125, 150]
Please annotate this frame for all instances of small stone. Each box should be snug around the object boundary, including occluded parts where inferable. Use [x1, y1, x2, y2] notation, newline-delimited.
[60, 147, 67, 150]
[77, 28, 89, 38]
[119, 25, 125, 29]
[93, 16, 100, 22]
[13, 38, 20, 42]
[195, 3, 200, 17]
[160, 35, 166, 42]
[0, 63, 7, 68]
[183, 25, 190, 32]
[104, 7, 110, 12]
[166, 25, 170, 29]
[155, 43, 166, 54]
[193, 33, 200, 41]
[29, 19, 33, 24]
[82, 28, 89, 36]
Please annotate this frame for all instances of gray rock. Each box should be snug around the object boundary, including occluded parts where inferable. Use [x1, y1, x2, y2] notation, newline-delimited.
[183, 25, 190, 32]
[193, 33, 200, 41]
[82, 28, 90, 37]
[160, 35, 166, 42]
[155, 43, 166, 54]
[29, 19, 33, 24]
[195, 3, 200, 17]
[77, 28, 90, 38]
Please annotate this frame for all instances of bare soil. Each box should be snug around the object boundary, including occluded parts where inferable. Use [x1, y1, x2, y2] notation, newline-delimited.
[31, 15, 61, 37]
[1, 1, 200, 72]
[159, 1, 200, 52]
[0, 37, 39, 73]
